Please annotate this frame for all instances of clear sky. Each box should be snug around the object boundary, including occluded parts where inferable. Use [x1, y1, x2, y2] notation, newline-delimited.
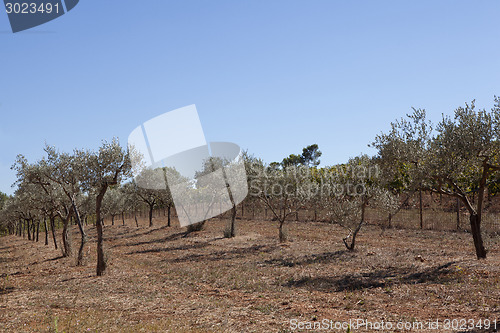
[1, 0, 499, 195]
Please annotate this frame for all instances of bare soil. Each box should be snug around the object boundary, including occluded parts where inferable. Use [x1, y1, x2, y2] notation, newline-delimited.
[1, 216, 500, 332]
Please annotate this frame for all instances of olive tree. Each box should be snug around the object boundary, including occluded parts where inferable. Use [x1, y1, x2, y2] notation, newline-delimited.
[80, 139, 131, 276]
[11, 182, 43, 242]
[12, 156, 75, 255]
[0, 192, 8, 234]
[0, 192, 7, 209]
[0, 197, 17, 236]
[158, 168, 177, 228]
[323, 155, 398, 250]
[372, 97, 500, 259]
[102, 187, 126, 226]
[249, 163, 311, 242]
[194, 156, 245, 238]
[131, 168, 163, 228]
[121, 182, 142, 227]
[13, 148, 91, 263]
[43, 146, 90, 264]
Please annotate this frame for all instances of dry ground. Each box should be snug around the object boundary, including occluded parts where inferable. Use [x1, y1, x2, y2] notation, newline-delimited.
[1, 215, 500, 332]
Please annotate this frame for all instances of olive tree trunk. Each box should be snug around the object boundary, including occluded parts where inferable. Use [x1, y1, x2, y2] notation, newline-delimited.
[61, 214, 72, 258]
[44, 217, 49, 245]
[148, 203, 154, 227]
[469, 213, 486, 259]
[95, 188, 107, 276]
[342, 201, 366, 251]
[50, 216, 58, 250]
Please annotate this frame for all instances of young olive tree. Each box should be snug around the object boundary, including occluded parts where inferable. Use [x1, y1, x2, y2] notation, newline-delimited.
[194, 156, 247, 238]
[13, 184, 38, 241]
[372, 98, 500, 259]
[324, 155, 398, 250]
[179, 160, 226, 234]
[6, 195, 25, 237]
[157, 167, 178, 228]
[102, 187, 126, 226]
[0, 196, 18, 236]
[131, 168, 163, 228]
[121, 182, 142, 227]
[250, 163, 311, 242]
[0, 196, 11, 235]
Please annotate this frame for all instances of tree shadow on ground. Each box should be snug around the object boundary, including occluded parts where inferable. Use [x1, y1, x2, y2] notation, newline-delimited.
[0, 272, 22, 278]
[285, 261, 458, 292]
[107, 225, 172, 243]
[162, 244, 278, 264]
[126, 241, 211, 255]
[111, 230, 188, 248]
[0, 256, 19, 264]
[263, 250, 354, 267]
[60, 274, 94, 283]
[0, 286, 15, 295]
[42, 255, 64, 263]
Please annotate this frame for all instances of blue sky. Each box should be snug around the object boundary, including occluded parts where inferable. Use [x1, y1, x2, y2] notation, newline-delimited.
[1, 0, 499, 195]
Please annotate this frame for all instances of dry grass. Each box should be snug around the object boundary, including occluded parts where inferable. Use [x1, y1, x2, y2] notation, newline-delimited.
[1, 215, 500, 332]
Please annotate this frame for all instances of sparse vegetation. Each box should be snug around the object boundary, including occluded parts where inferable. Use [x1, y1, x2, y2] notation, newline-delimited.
[1, 216, 499, 332]
[2, 98, 500, 331]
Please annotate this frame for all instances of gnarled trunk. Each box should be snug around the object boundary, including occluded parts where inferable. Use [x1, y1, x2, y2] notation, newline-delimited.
[343, 200, 366, 251]
[222, 166, 237, 238]
[470, 213, 486, 259]
[44, 218, 49, 246]
[26, 220, 31, 241]
[278, 220, 287, 243]
[36, 220, 40, 242]
[61, 215, 72, 257]
[71, 199, 87, 266]
[50, 216, 58, 250]
[96, 188, 107, 276]
[17, 219, 21, 236]
[148, 204, 154, 227]
[229, 205, 236, 238]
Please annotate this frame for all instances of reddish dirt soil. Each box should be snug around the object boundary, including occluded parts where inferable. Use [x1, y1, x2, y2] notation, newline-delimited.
[1, 216, 500, 332]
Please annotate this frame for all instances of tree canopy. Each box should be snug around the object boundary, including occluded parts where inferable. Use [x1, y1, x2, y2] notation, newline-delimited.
[372, 97, 500, 258]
